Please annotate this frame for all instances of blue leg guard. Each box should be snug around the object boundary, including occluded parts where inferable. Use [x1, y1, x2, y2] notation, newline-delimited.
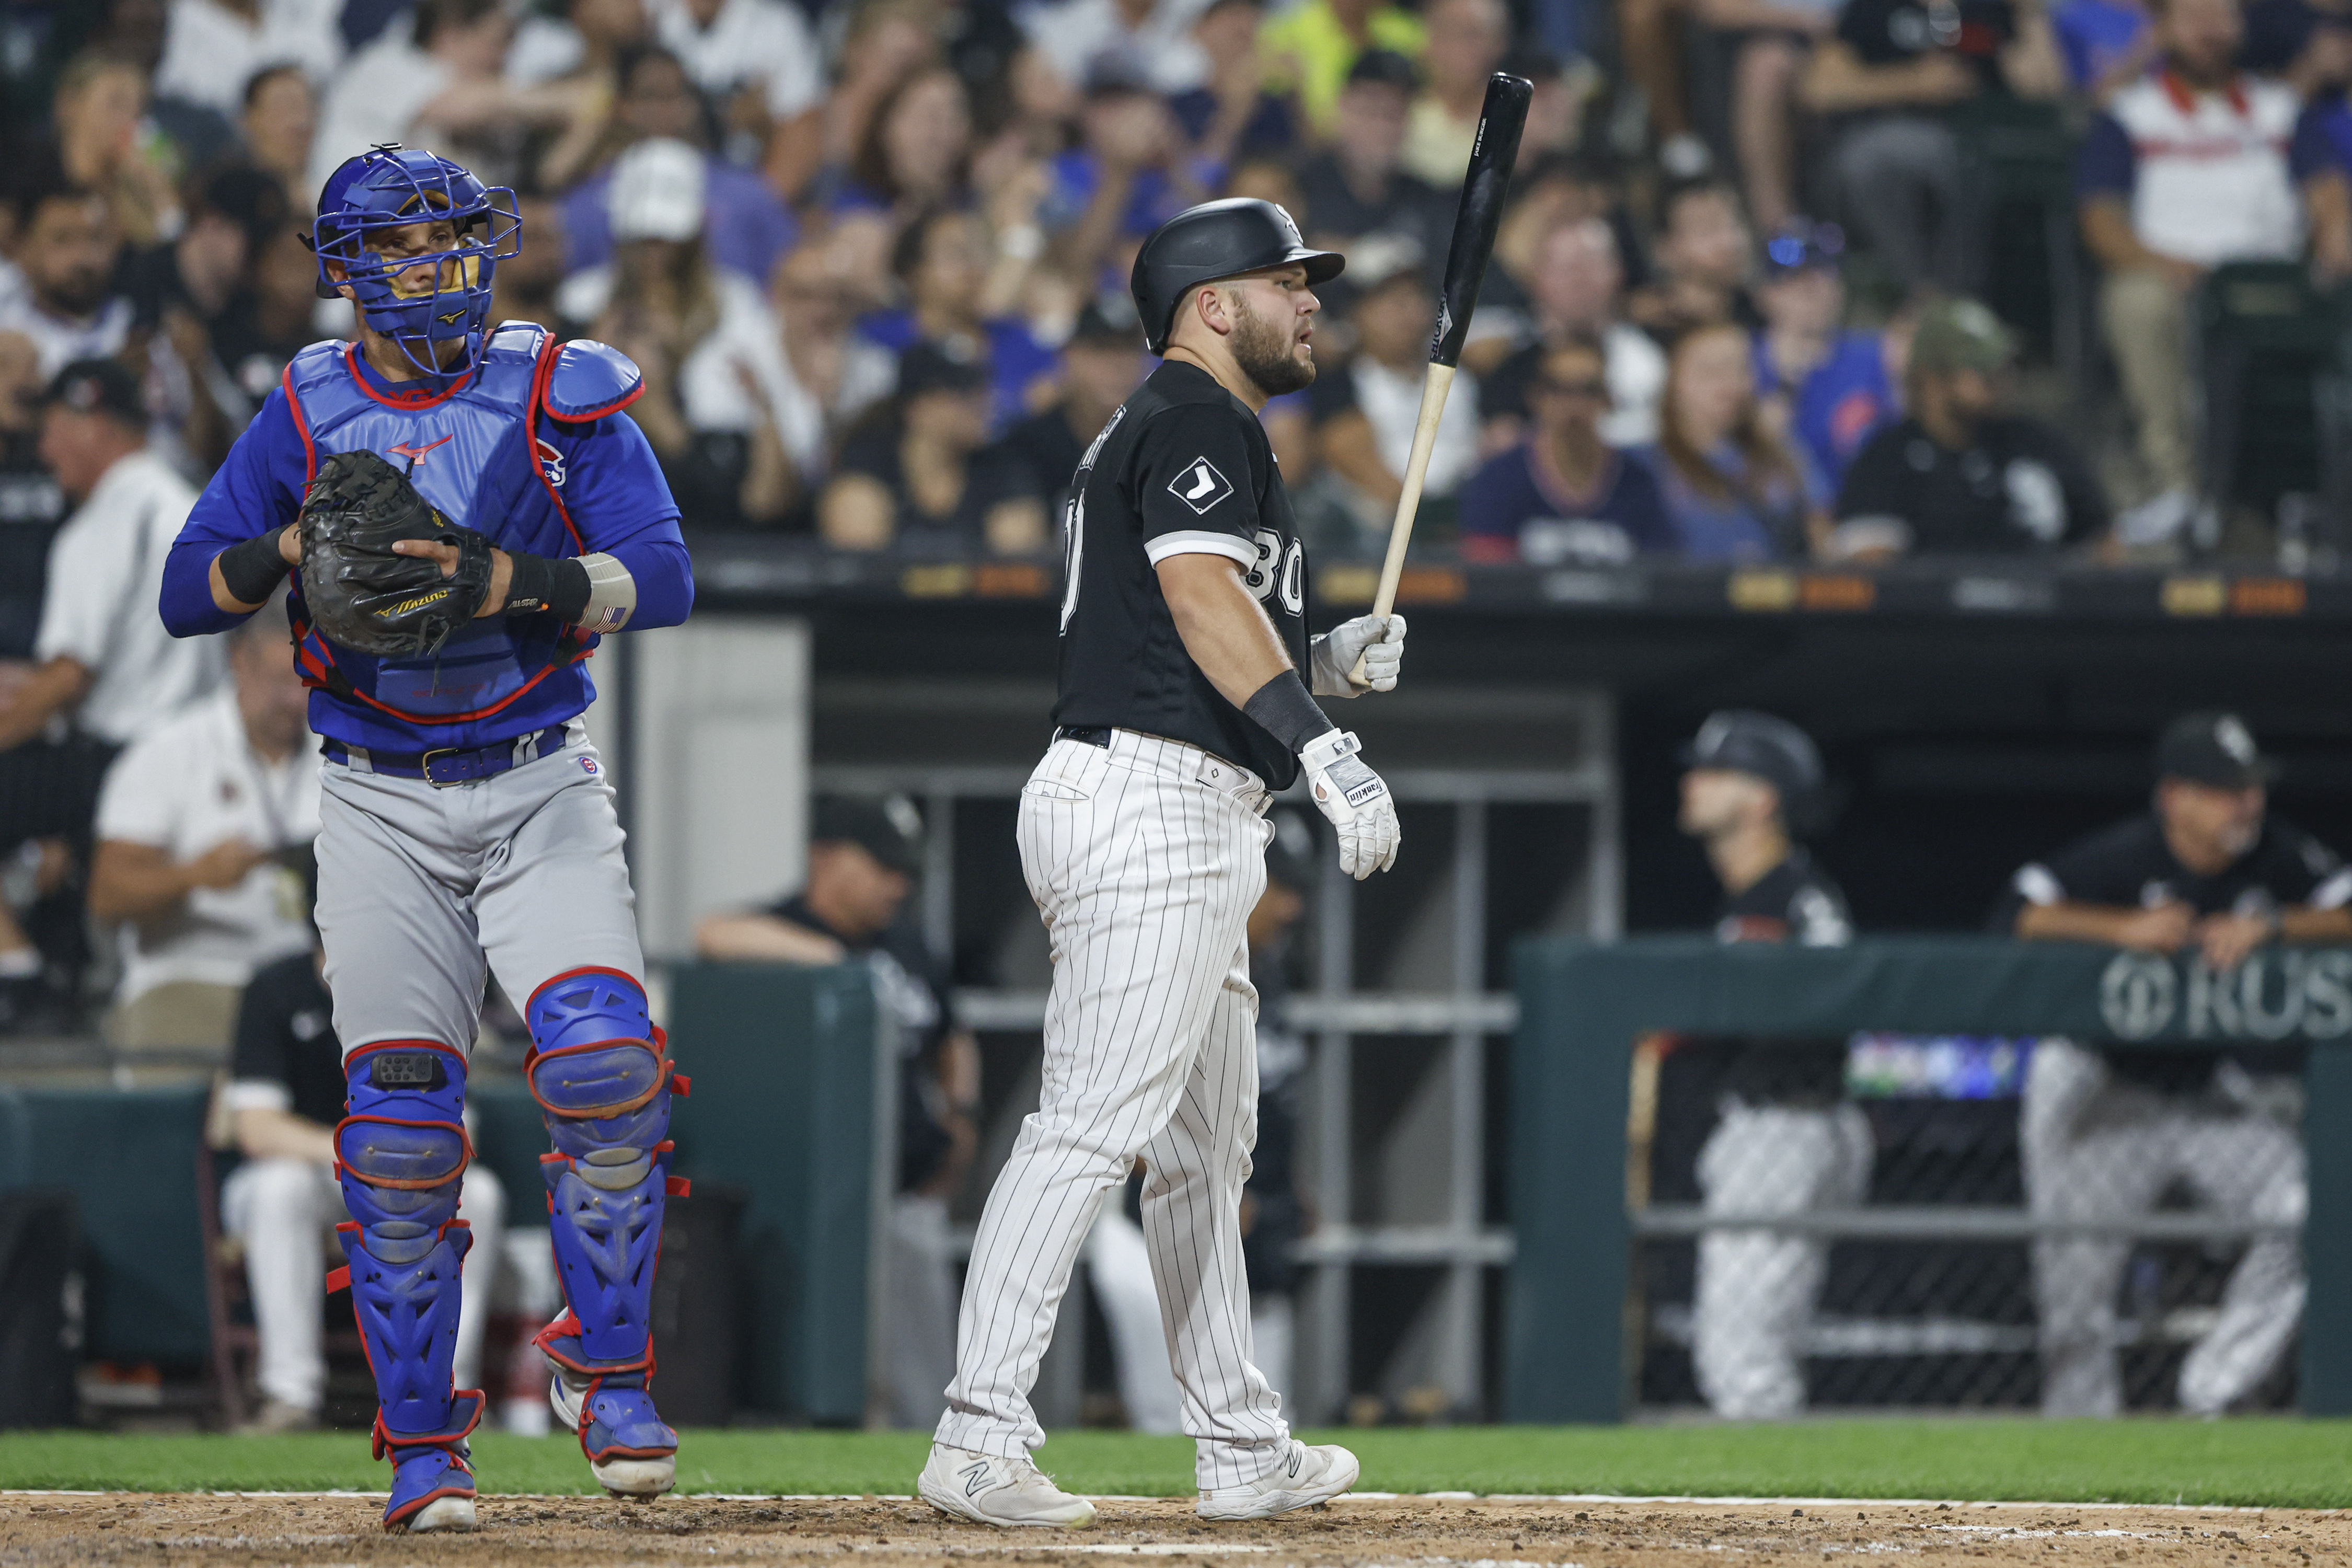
[335, 1041, 482, 1531]
[526, 967, 683, 1478]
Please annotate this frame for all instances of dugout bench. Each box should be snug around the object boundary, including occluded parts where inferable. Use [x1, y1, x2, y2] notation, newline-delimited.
[1509, 935, 2352, 1421]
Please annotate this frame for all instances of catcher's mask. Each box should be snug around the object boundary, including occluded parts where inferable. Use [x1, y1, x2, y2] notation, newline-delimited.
[308, 143, 521, 379]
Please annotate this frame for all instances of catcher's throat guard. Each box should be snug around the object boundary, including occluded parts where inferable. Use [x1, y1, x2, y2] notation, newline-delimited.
[311, 144, 520, 379]
[298, 449, 495, 659]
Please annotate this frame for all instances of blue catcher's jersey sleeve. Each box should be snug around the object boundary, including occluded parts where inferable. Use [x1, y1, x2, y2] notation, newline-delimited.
[541, 405, 694, 630]
[161, 389, 309, 638]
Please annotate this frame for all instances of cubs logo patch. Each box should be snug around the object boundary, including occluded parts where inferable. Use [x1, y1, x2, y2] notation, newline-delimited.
[1168, 456, 1234, 514]
[579, 756, 599, 776]
[535, 438, 566, 488]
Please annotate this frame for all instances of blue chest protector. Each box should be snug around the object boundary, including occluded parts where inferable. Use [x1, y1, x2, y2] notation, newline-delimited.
[282, 322, 628, 731]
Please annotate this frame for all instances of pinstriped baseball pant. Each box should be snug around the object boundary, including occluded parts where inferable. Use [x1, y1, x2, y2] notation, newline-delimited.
[936, 731, 1290, 1489]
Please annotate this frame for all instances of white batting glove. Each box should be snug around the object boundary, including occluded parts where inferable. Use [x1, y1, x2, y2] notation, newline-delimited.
[1309, 614, 1407, 698]
[1300, 729, 1400, 879]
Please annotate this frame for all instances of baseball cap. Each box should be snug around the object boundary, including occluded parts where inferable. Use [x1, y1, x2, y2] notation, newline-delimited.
[1761, 220, 1845, 279]
[2156, 711, 2277, 789]
[44, 358, 143, 426]
[1681, 710, 1825, 808]
[1068, 295, 1142, 349]
[1347, 49, 1419, 91]
[811, 794, 923, 876]
[897, 341, 989, 399]
[608, 137, 707, 243]
[1909, 297, 2016, 376]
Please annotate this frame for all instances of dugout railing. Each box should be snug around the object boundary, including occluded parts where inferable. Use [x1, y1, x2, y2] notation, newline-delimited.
[1509, 936, 2352, 1422]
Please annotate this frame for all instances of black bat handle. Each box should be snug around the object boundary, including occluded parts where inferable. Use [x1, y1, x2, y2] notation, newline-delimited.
[1430, 72, 1534, 369]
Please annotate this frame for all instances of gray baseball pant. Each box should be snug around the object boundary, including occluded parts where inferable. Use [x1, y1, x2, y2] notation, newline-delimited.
[313, 725, 644, 1055]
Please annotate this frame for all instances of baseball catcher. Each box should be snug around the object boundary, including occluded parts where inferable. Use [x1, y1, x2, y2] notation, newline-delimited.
[160, 144, 695, 1534]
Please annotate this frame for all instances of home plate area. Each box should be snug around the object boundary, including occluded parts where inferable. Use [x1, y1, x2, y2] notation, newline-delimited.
[0, 1493, 2334, 1565]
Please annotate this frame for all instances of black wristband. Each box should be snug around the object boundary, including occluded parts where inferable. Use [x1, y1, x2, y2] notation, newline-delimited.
[1242, 669, 1337, 754]
[502, 552, 592, 620]
[218, 527, 293, 607]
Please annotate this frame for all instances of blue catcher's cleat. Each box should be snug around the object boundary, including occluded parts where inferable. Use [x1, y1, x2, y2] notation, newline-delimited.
[383, 1438, 478, 1532]
[550, 1362, 678, 1497]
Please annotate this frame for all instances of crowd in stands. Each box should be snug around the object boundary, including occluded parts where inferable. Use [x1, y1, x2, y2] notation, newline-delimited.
[0, 0, 2336, 1028]
[0, 0, 2337, 592]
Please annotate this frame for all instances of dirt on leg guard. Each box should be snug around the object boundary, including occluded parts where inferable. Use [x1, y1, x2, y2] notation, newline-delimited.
[336, 1041, 483, 1532]
[525, 967, 683, 1495]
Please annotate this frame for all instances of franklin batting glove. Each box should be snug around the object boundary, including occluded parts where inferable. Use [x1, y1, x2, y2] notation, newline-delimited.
[1300, 729, 1400, 878]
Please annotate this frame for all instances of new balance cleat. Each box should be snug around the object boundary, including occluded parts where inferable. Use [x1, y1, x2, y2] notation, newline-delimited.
[917, 1443, 1097, 1528]
[1196, 1441, 1359, 1520]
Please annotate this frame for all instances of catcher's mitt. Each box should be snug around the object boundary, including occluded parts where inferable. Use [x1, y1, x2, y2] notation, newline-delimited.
[298, 449, 494, 659]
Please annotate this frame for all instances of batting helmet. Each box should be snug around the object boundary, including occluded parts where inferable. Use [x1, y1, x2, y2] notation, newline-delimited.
[309, 143, 521, 377]
[1681, 710, 1827, 828]
[1130, 199, 1344, 355]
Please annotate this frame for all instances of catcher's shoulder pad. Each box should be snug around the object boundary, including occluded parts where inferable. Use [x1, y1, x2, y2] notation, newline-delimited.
[543, 339, 644, 423]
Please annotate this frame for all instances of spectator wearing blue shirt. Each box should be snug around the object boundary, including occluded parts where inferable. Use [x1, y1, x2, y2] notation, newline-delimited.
[1458, 333, 1674, 564]
[1750, 223, 1897, 486]
[1642, 320, 1828, 558]
[1045, 74, 1218, 286]
[2077, 0, 2349, 540]
[858, 207, 1062, 435]
[557, 47, 799, 284]
[2052, 0, 2153, 97]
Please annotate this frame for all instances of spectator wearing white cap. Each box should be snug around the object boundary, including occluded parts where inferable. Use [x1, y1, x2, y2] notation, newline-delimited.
[554, 46, 799, 284]
[562, 138, 811, 531]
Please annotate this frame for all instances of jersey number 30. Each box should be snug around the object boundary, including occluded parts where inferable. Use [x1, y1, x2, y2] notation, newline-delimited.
[1244, 528, 1305, 617]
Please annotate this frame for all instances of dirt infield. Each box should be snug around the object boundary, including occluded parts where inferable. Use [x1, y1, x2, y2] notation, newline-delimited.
[0, 1492, 2335, 1565]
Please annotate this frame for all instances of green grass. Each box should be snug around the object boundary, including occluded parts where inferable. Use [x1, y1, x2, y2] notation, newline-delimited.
[4, 1421, 2352, 1508]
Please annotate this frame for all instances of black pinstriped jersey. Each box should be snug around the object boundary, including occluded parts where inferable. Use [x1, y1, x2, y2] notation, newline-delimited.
[1051, 360, 1311, 789]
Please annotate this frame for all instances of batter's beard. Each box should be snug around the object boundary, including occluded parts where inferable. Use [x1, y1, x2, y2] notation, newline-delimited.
[1231, 296, 1315, 397]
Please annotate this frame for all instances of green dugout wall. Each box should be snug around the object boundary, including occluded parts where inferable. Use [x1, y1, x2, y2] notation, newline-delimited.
[0, 963, 883, 1424]
[1508, 936, 2352, 1422]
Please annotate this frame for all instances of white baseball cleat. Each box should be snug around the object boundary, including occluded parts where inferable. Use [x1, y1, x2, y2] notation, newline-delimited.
[917, 1443, 1098, 1528]
[548, 1370, 677, 1499]
[1196, 1441, 1360, 1520]
[406, 1496, 477, 1532]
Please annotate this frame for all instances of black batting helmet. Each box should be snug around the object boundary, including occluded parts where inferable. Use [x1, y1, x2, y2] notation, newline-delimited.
[1681, 710, 1827, 828]
[1131, 199, 1344, 355]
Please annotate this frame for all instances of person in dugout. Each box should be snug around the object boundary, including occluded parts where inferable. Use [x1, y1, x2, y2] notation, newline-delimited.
[2001, 711, 2352, 1414]
[1678, 709, 1869, 1418]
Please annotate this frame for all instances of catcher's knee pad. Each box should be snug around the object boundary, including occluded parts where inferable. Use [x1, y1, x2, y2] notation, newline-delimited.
[525, 968, 687, 1378]
[335, 1041, 484, 1457]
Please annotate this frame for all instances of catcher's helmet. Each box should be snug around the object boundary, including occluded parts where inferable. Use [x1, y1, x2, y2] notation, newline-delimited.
[1130, 199, 1343, 355]
[310, 144, 521, 377]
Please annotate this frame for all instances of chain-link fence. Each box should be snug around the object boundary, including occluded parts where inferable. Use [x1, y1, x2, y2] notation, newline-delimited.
[1628, 1032, 2306, 1414]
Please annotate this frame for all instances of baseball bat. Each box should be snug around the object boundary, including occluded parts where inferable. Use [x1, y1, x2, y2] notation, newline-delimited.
[1353, 71, 1532, 682]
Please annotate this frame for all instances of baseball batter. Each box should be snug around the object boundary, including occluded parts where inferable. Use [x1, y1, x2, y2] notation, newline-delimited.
[160, 146, 694, 1532]
[918, 199, 1405, 1528]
